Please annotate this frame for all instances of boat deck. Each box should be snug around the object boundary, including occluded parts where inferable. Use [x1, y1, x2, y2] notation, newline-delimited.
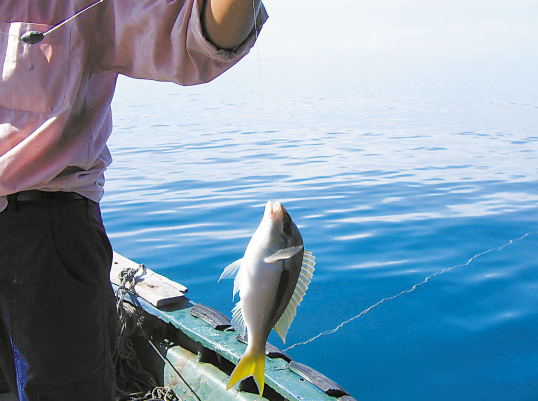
[0, 253, 356, 401]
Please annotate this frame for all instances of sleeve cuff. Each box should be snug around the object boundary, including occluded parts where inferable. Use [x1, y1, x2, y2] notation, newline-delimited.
[189, 0, 268, 63]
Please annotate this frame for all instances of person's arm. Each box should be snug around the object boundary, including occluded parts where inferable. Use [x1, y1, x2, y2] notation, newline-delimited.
[202, 0, 262, 50]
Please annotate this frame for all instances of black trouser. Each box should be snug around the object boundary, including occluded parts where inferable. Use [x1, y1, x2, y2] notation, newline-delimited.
[0, 191, 117, 400]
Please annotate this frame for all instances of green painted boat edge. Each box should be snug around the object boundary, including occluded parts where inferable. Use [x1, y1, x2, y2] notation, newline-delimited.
[114, 285, 355, 400]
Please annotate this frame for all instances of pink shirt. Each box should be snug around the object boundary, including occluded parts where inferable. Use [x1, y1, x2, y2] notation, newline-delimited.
[0, 0, 267, 211]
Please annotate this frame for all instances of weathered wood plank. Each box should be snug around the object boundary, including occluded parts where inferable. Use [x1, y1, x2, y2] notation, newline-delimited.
[289, 361, 349, 397]
[110, 252, 187, 308]
[191, 303, 232, 330]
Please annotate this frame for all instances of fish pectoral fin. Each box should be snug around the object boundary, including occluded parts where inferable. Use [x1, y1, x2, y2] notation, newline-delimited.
[231, 302, 247, 335]
[274, 251, 316, 343]
[220, 258, 244, 300]
[264, 245, 304, 263]
[227, 350, 266, 396]
[219, 258, 243, 281]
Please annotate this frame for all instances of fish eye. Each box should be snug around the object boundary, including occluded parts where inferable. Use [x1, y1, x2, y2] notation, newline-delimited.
[282, 211, 293, 234]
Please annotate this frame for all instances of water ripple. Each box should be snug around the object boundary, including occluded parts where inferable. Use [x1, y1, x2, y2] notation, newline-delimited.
[103, 73, 538, 401]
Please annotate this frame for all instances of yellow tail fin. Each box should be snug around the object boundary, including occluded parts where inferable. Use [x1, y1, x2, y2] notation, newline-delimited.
[226, 350, 266, 396]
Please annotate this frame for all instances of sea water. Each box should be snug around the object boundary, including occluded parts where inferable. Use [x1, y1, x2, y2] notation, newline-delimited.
[101, 55, 538, 400]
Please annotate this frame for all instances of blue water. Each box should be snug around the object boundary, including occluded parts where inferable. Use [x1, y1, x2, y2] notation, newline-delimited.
[101, 56, 538, 400]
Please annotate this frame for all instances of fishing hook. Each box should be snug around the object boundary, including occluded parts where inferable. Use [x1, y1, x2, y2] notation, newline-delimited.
[21, 0, 105, 44]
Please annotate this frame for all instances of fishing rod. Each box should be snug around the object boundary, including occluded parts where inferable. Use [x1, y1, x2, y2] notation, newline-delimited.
[20, 0, 105, 44]
[15, 0, 274, 202]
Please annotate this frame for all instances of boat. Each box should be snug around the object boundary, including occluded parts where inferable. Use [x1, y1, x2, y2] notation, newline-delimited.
[0, 252, 357, 401]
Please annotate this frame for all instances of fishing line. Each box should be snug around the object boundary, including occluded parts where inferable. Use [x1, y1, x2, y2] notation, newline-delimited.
[284, 231, 538, 352]
[2, 0, 273, 200]
[0, 0, 105, 44]
[251, 0, 273, 201]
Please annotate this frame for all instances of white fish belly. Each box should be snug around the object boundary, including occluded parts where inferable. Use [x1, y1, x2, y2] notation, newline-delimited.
[240, 262, 283, 349]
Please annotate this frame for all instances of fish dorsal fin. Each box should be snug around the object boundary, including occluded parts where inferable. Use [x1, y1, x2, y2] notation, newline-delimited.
[231, 301, 247, 335]
[219, 258, 243, 300]
[264, 245, 304, 263]
[273, 251, 316, 343]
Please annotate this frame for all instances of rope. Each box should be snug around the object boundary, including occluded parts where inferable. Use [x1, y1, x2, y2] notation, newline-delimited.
[120, 387, 180, 401]
[284, 231, 538, 351]
[145, 339, 202, 401]
[114, 264, 180, 401]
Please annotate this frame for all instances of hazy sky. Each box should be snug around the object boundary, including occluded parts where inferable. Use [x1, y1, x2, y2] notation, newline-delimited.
[257, 0, 538, 66]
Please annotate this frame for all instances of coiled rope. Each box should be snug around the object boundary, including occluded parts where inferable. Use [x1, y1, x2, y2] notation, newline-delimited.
[114, 264, 180, 401]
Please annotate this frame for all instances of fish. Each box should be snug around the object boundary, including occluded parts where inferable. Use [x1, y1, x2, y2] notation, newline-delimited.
[219, 201, 315, 396]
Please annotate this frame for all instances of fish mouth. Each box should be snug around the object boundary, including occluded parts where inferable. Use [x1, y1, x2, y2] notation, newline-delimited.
[265, 201, 284, 220]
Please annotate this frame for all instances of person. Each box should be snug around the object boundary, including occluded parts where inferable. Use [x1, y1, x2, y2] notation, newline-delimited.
[0, 0, 267, 399]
